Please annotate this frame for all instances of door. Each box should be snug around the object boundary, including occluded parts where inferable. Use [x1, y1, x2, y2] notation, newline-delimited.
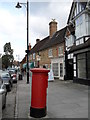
[67, 59, 73, 80]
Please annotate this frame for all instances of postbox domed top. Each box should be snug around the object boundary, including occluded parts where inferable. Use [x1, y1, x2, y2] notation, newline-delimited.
[30, 68, 50, 73]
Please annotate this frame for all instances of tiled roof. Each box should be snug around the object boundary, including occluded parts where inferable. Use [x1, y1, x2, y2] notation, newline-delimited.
[39, 26, 67, 51]
[30, 26, 66, 54]
[29, 36, 49, 54]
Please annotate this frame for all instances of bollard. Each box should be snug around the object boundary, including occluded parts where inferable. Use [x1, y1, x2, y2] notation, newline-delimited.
[30, 68, 50, 118]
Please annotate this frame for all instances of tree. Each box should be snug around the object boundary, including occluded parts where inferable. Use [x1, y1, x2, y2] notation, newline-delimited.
[4, 42, 13, 55]
[2, 42, 14, 69]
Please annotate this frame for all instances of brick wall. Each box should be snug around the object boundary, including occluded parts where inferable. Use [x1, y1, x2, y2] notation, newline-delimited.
[39, 42, 65, 68]
[29, 42, 65, 68]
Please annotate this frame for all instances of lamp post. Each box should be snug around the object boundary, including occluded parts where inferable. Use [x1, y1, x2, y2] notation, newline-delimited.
[0, 54, 2, 70]
[15, 0, 29, 84]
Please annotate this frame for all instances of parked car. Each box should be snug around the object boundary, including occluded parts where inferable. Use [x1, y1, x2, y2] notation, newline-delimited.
[0, 75, 7, 109]
[1, 72, 13, 91]
[8, 69, 17, 83]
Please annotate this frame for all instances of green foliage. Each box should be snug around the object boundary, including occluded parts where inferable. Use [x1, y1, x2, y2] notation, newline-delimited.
[4, 42, 13, 55]
[2, 54, 14, 69]
[2, 42, 14, 69]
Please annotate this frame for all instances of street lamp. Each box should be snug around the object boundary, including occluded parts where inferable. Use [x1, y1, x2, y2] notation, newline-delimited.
[15, 0, 29, 84]
[0, 54, 2, 70]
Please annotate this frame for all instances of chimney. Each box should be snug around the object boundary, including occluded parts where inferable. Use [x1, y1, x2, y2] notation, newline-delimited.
[49, 19, 57, 38]
[29, 43, 31, 50]
[36, 39, 40, 44]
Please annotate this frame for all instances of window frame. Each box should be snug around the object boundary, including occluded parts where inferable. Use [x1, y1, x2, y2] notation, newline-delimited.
[58, 46, 64, 56]
[48, 49, 53, 58]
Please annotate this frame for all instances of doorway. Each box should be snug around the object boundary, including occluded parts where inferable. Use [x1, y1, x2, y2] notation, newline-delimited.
[67, 59, 73, 80]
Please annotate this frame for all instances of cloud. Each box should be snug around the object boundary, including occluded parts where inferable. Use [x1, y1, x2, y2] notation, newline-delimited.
[30, 1, 72, 47]
[0, 8, 27, 61]
[0, 0, 72, 3]
[0, 1, 73, 61]
[0, 38, 3, 54]
[30, 15, 49, 37]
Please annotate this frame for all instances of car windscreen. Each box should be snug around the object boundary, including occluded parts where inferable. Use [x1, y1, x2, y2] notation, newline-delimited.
[1, 73, 10, 78]
[9, 70, 15, 74]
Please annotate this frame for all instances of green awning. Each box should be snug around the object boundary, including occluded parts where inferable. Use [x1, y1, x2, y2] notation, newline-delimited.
[23, 63, 27, 68]
[23, 62, 34, 69]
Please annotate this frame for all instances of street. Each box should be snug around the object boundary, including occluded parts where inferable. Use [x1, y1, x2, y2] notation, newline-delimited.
[2, 76, 88, 119]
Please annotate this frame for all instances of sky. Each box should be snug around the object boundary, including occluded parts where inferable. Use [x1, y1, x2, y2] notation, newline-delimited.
[0, 0, 73, 61]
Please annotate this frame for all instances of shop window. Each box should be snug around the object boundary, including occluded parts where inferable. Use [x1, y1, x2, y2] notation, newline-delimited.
[52, 63, 58, 76]
[77, 53, 86, 79]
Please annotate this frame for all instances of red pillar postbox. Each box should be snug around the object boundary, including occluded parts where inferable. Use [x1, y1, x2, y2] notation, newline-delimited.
[30, 68, 50, 118]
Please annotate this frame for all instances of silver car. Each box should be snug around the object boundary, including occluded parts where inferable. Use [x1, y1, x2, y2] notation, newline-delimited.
[0, 75, 7, 109]
[1, 72, 13, 92]
[9, 69, 17, 83]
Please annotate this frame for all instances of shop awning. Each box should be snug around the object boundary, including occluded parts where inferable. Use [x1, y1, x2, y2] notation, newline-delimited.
[23, 62, 34, 69]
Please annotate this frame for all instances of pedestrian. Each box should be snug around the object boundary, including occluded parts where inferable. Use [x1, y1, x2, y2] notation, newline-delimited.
[21, 68, 24, 76]
[43, 65, 46, 68]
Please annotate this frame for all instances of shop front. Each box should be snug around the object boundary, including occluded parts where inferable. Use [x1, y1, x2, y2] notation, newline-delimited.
[70, 40, 90, 85]
[51, 57, 64, 80]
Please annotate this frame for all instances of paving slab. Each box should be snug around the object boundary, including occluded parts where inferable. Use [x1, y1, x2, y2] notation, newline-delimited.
[16, 76, 88, 119]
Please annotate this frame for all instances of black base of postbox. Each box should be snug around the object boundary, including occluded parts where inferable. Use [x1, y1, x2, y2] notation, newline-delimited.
[30, 106, 46, 118]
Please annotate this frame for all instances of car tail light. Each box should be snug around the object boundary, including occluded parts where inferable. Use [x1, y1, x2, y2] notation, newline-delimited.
[13, 74, 16, 77]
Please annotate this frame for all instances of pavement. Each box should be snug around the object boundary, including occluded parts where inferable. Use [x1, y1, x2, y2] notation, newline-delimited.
[15, 75, 88, 119]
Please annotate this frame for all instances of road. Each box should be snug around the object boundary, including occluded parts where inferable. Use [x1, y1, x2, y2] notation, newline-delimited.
[2, 83, 17, 118]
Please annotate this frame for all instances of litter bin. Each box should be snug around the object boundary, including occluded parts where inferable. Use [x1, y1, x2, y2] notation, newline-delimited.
[30, 68, 50, 118]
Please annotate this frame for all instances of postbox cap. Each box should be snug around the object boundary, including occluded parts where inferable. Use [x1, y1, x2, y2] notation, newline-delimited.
[30, 68, 50, 73]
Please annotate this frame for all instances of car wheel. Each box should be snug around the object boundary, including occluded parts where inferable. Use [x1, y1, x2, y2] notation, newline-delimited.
[11, 83, 13, 87]
[15, 80, 17, 83]
[9, 84, 11, 91]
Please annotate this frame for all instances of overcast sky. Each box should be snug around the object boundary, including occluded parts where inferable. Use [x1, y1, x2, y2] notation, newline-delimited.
[0, 0, 72, 61]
